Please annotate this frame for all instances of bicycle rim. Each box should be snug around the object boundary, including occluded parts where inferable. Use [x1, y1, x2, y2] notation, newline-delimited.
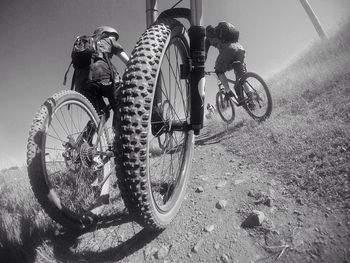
[216, 91, 235, 123]
[42, 98, 115, 223]
[150, 34, 191, 213]
[241, 72, 272, 121]
[27, 91, 123, 229]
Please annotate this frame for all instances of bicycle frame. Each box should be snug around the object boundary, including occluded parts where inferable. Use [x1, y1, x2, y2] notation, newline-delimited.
[94, 105, 110, 147]
[145, 0, 206, 135]
[206, 71, 241, 106]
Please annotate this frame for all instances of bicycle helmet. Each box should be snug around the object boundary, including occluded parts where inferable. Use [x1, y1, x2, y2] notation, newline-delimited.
[206, 25, 216, 38]
[93, 26, 119, 40]
[215, 22, 239, 43]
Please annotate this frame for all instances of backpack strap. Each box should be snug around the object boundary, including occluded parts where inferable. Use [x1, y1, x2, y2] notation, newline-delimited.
[70, 69, 76, 91]
[63, 61, 73, 85]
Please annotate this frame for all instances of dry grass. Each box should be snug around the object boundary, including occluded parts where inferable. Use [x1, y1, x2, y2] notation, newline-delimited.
[0, 167, 55, 262]
[221, 20, 350, 208]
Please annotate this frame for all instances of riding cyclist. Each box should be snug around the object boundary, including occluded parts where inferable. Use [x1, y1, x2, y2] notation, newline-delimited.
[205, 22, 247, 105]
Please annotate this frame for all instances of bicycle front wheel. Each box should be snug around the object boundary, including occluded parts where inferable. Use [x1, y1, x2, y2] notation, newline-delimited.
[27, 90, 116, 229]
[216, 90, 235, 124]
[117, 19, 194, 230]
[240, 72, 272, 121]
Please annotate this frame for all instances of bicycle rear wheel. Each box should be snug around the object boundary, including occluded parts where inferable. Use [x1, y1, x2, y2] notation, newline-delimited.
[116, 19, 194, 230]
[240, 72, 272, 121]
[27, 90, 118, 229]
[216, 90, 235, 124]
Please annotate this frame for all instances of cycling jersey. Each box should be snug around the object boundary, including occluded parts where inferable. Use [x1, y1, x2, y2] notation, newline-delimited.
[90, 37, 124, 84]
[207, 36, 246, 75]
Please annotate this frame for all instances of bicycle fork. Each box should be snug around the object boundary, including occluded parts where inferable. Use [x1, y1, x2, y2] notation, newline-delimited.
[146, 0, 206, 135]
[189, 0, 205, 135]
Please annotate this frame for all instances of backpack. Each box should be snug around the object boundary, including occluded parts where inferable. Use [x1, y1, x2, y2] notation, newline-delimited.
[63, 34, 116, 89]
[71, 35, 96, 69]
[63, 35, 96, 87]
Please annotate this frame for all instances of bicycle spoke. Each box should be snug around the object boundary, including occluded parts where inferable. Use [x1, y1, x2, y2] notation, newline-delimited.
[46, 133, 66, 144]
[151, 135, 185, 166]
[67, 104, 80, 135]
[58, 107, 71, 136]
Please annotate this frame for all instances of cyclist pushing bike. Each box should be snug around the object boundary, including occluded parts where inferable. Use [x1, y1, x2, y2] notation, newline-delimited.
[205, 22, 247, 106]
[72, 26, 129, 218]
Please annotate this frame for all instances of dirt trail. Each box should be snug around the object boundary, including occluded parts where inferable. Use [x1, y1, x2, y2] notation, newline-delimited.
[49, 133, 349, 263]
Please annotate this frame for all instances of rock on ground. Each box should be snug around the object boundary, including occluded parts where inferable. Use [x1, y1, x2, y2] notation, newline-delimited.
[241, 210, 266, 228]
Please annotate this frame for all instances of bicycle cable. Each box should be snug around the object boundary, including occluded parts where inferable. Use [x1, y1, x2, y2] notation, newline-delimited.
[171, 0, 184, 9]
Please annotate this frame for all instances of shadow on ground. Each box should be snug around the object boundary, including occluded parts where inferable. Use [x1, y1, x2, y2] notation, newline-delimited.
[1, 211, 161, 263]
[195, 120, 244, 145]
[52, 212, 161, 262]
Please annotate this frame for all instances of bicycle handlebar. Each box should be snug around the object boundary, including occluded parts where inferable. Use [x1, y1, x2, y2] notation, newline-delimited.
[205, 61, 242, 75]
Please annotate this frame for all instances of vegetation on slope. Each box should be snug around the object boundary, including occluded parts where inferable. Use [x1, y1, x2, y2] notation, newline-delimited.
[223, 20, 350, 210]
[0, 168, 54, 262]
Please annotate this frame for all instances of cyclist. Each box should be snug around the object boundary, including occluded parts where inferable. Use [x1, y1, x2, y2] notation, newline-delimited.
[74, 26, 129, 124]
[74, 26, 129, 219]
[205, 22, 247, 105]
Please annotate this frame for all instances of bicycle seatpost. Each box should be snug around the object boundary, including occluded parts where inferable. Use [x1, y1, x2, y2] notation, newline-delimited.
[189, 0, 205, 135]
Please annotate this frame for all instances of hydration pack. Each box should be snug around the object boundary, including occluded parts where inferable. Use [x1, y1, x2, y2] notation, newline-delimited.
[63, 34, 116, 89]
[71, 35, 96, 69]
[63, 35, 96, 86]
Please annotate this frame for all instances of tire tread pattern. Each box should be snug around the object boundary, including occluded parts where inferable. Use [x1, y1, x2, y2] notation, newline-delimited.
[116, 19, 184, 230]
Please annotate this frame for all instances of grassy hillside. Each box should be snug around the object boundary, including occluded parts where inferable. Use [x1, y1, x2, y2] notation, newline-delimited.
[222, 20, 350, 209]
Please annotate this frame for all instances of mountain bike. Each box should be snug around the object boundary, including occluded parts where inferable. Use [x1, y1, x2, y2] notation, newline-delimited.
[206, 66, 272, 124]
[27, 90, 121, 230]
[27, 0, 205, 231]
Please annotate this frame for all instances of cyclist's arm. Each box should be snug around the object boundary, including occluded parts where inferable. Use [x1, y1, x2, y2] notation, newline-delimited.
[205, 37, 220, 60]
[205, 38, 211, 60]
[117, 51, 129, 65]
[110, 38, 130, 65]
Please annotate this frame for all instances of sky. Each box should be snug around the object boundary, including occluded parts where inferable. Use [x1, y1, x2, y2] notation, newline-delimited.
[0, 0, 349, 169]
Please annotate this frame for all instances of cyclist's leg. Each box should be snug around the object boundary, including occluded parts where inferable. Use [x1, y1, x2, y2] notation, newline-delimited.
[233, 70, 245, 104]
[88, 82, 121, 215]
[216, 71, 231, 91]
[215, 50, 234, 97]
[86, 82, 110, 117]
[80, 82, 109, 144]
[74, 73, 99, 144]
[79, 82, 111, 216]
[233, 52, 247, 103]
[100, 82, 120, 144]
